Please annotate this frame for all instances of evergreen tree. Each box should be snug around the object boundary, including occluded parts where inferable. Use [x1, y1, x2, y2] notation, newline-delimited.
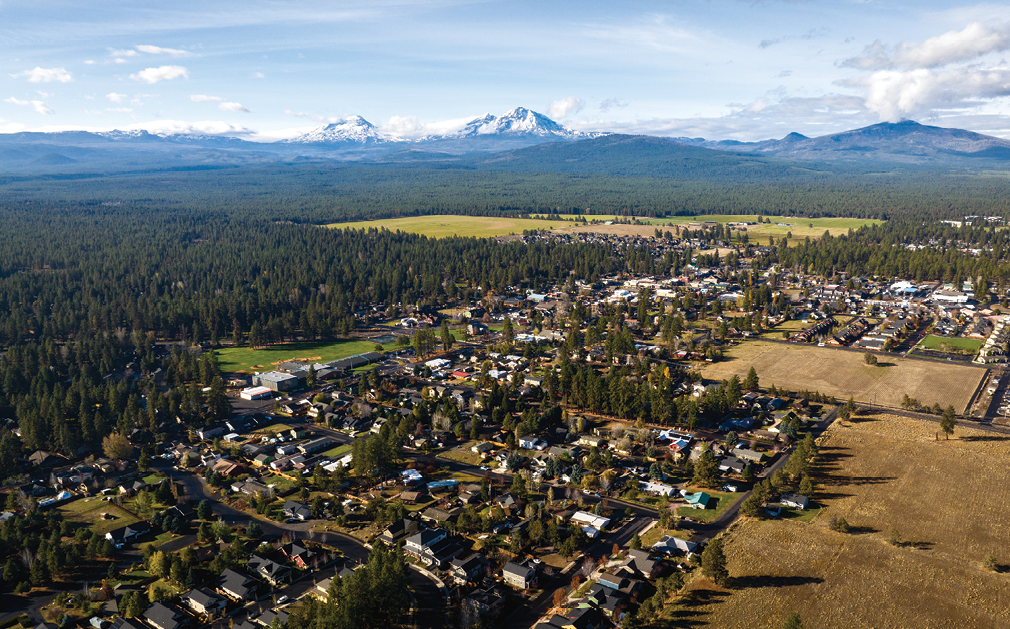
[701, 538, 729, 586]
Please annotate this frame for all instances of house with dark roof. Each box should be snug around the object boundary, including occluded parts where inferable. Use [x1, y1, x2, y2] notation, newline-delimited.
[143, 602, 189, 629]
[450, 553, 488, 585]
[110, 619, 145, 629]
[247, 554, 291, 585]
[217, 568, 261, 601]
[282, 500, 312, 521]
[280, 542, 317, 569]
[378, 518, 419, 546]
[502, 560, 537, 589]
[181, 588, 226, 617]
[105, 521, 151, 548]
[780, 493, 810, 510]
[255, 610, 288, 628]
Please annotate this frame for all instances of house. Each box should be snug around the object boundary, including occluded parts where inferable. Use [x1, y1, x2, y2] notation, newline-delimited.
[105, 521, 151, 548]
[247, 555, 291, 585]
[471, 441, 495, 456]
[718, 456, 746, 474]
[780, 493, 810, 510]
[378, 518, 419, 546]
[450, 553, 488, 585]
[282, 500, 312, 521]
[421, 506, 460, 525]
[624, 549, 661, 579]
[298, 437, 333, 455]
[462, 588, 506, 623]
[640, 481, 677, 496]
[405, 528, 448, 558]
[571, 511, 611, 532]
[110, 619, 146, 629]
[651, 535, 698, 556]
[732, 447, 764, 464]
[502, 560, 537, 589]
[181, 588, 226, 617]
[143, 602, 188, 629]
[684, 492, 712, 510]
[578, 435, 606, 448]
[519, 437, 547, 451]
[255, 610, 289, 628]
[217, 568, 261, 601]
[230, 480, 275, 500]
[280, 542, 317, 569]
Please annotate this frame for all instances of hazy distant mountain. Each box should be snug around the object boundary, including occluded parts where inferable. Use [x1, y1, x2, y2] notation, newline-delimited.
[677, 120, 1010, 163]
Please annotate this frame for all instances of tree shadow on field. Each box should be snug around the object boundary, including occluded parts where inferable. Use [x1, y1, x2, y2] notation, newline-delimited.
[959, 435, 1010, 443]
[874, 361, 896, 368]
[666, 587, 730, 627]
[847, 413, 880, 424]
[846, 524, 878, 535]
[729, 575, 824, 589]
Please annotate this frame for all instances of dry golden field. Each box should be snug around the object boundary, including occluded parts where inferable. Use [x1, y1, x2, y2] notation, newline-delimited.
[676, 414, 1010, 629]
[701, 341, 983, 412]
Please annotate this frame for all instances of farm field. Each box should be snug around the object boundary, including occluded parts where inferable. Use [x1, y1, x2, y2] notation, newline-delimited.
[700, 341, 983, 412]
[216, 339, 395, 374]
[326, 214, 880, 243]
[59, 497, 140, 536]
[917, 334, 983, 352]
[327, 215, 561, 238]
[678, 413, 1010, 629]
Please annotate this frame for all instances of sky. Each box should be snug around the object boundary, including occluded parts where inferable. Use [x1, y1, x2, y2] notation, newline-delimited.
[4, 0, 1010, 141]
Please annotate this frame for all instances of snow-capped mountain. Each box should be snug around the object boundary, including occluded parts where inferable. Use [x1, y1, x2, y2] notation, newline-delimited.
[450, 107, 595, 139]
[284, 115, 399, 145]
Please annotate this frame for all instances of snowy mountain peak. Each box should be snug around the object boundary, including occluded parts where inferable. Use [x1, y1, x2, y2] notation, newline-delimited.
[284, 115, 397, 145]
[453, 107, 598, 139]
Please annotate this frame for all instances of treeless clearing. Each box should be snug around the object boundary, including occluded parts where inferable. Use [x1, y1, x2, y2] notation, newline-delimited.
[676, 414, 1010, 629]
[701, 341, 983, 412]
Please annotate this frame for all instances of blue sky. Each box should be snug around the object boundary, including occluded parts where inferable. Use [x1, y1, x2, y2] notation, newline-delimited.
[4, 0, 1010, 141]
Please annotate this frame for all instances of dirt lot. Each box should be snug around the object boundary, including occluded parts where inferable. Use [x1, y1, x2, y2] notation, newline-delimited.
[701, 341, 983, 412]
[677, 414, 1010, 629]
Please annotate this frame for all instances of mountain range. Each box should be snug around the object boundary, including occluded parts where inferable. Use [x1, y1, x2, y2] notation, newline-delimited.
[1, 109, 1010, 175]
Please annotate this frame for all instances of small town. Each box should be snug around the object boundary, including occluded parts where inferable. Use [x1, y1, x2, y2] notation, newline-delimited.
[0, 222, 1002, 629]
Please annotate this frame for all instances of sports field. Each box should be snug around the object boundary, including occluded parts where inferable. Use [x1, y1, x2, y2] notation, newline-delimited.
[327, 215, 561, 238]
[216, 339, 396, 374]
[326, 214, 880, 241]
[700, 341, 983, 412]
[916, 334, 983, 353]
[678, 414, 1010, 629]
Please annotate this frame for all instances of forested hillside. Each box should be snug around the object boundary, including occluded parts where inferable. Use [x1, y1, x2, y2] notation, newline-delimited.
[3, 161, 1010, 222]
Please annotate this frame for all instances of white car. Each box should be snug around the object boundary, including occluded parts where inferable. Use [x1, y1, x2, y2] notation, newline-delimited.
[276, 594, 289, 604]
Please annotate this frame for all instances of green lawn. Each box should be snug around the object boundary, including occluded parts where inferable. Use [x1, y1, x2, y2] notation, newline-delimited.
[779, 504, 823, 523]
[216, 339, 396, 374]
[322, 444, 352, 457]
[59, 497, 141, 536]
[916, 334, 982, 352]
[676, 488, 741, 522]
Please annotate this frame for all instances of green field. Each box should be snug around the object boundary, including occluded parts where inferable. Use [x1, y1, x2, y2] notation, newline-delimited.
[59, 497, 141, 536]
[216, 339, 396, 374]
[327, 215, 561, 238]
[327, 214, 881, 242]
[916, 334, 982, 353]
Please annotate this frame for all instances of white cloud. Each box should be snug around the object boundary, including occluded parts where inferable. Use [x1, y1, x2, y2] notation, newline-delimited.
[36, 91, 51, 98]
[106, 92, 127, 103]
[378, 114, 474, 139]
[5, 97, 54, 115]
[84, 60, 95, 65]
[219, 102, 251, 113]
[129, 65, 188, 84]
[109, 48, 139, 63]
[11, 67, 72, 83]
[252, 72, 265, 79]
[843, 22, 1010, 70]
[135, 45, 191, 57]
[106, 107, 133, 113]
[190, 94, 223, 102]
[845, 65, 1010, 121]
[548, 96, 584, 119]
[599, 98, 627, 112]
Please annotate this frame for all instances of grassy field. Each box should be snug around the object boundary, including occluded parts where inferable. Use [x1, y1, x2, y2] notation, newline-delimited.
[678, 413, 1010, 629]
[59, 497, 140, 536]
[327, 214, 880, 243]
[216, 339, 395, 374]
[322, 444, 352, 457]
[676, 488, 741, 522]
[700, 341, 983, 412]
[917, 334, 983, 353]
[328, 215, 561, 238]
